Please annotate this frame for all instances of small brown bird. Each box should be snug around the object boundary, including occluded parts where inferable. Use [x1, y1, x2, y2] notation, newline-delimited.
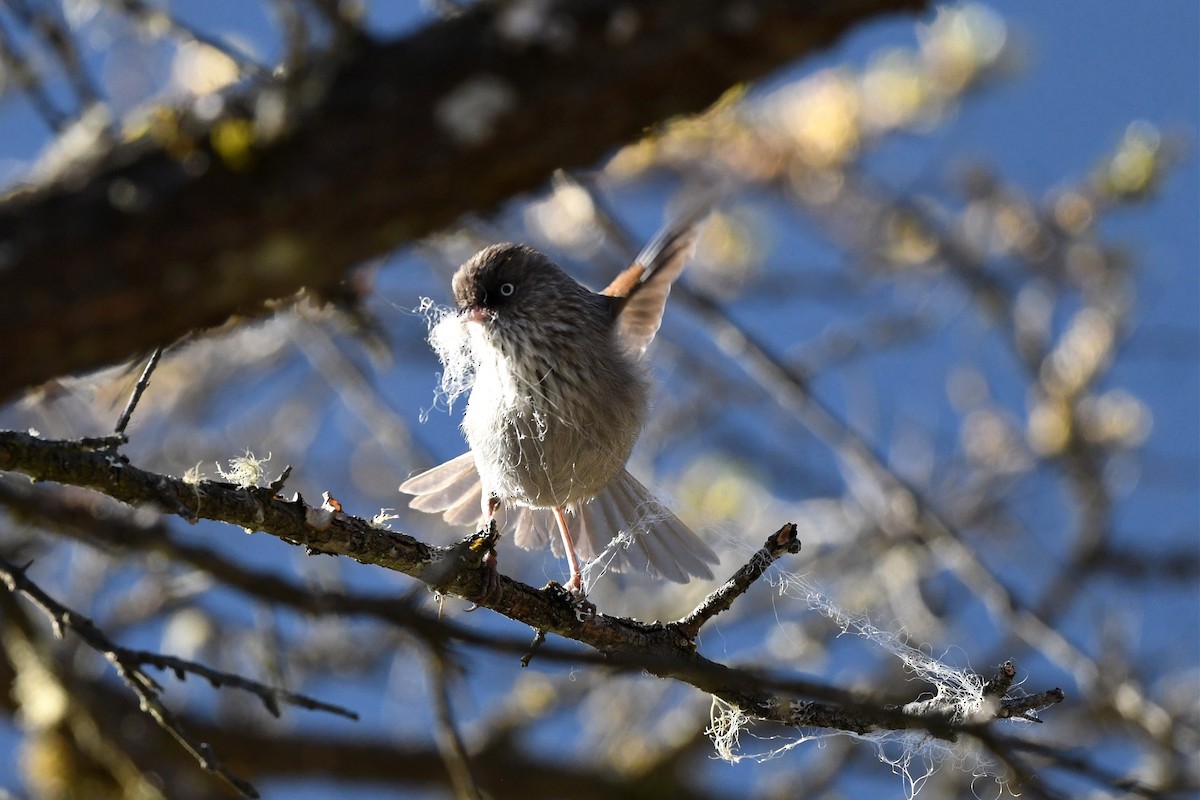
[400, 209, 718, 594]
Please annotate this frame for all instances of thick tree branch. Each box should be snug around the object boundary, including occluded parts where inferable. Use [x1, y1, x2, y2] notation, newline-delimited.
[0, 0, 927, 401]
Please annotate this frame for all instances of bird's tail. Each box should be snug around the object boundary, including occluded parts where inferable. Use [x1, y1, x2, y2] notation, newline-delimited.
[400, 458, 718, 584]
[572, 468, 719, 584]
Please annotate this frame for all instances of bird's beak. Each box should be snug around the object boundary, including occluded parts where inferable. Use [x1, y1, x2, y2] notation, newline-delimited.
[461, 305, 489, 323]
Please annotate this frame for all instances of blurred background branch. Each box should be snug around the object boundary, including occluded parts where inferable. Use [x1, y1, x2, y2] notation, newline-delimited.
[0, 0, 926, 402]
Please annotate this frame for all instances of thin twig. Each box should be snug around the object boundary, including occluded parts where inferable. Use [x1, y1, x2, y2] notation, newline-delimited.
[521, 629, 547, 667]
[0, 556, 259, 797]
[989, 734, 1168, 799]
[305, 0, 364, 35]
[108, 0, 272, 79]
[998, 688, 1066, 722]
[113, 658, 262, 798]
[114, 347, 162, 436]
[124, 648, 359, 720]
[0, 14, 67, 132]
[269, 0, 311, 73]
[6, 0, 106, 113]
[673, 523, 799, 640]
[983, 660, 1017, 698]
[969, 729, 1066, 800]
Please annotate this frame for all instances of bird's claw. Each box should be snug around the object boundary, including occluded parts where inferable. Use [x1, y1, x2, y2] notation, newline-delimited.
[458, 522, 501, 608]
[465, 549, 501, 609]
[545, 581, 596, 621]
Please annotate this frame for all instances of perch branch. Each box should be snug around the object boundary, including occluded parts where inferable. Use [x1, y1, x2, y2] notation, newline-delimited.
[0, 429, 1063, 748]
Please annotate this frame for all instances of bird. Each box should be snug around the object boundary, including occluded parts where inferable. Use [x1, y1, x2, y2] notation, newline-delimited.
[399, 207, 719, 596]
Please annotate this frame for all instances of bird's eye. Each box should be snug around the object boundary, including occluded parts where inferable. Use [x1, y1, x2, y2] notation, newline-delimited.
[499, 282, 516, 297]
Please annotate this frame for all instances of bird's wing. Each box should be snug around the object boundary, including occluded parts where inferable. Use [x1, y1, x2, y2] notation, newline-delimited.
[602, 204, 709, 358]
[402, 459, 720, 583]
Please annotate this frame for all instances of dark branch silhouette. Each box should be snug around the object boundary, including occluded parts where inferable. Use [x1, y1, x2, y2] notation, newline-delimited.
[0, 0, 927, 402]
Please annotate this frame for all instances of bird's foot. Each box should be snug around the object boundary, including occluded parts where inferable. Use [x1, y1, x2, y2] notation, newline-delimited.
[545, 580, 596, 621]
[465, 549, 501, 609]
[460, 522, 502, 608]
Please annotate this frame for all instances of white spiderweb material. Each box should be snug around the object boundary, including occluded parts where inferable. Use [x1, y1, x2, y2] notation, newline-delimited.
[705, 535, 1011, 799]
[418, 298, 476, 420]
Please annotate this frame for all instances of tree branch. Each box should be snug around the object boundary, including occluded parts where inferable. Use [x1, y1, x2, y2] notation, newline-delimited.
[0, 0, 927, 401]
[0, 429, 1061, 747]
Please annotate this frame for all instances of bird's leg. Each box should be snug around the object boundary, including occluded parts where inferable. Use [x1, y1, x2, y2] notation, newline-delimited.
[552, 506, 585, 593]
[550, 506, 595, 619]
[486, 493, 502, 519]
